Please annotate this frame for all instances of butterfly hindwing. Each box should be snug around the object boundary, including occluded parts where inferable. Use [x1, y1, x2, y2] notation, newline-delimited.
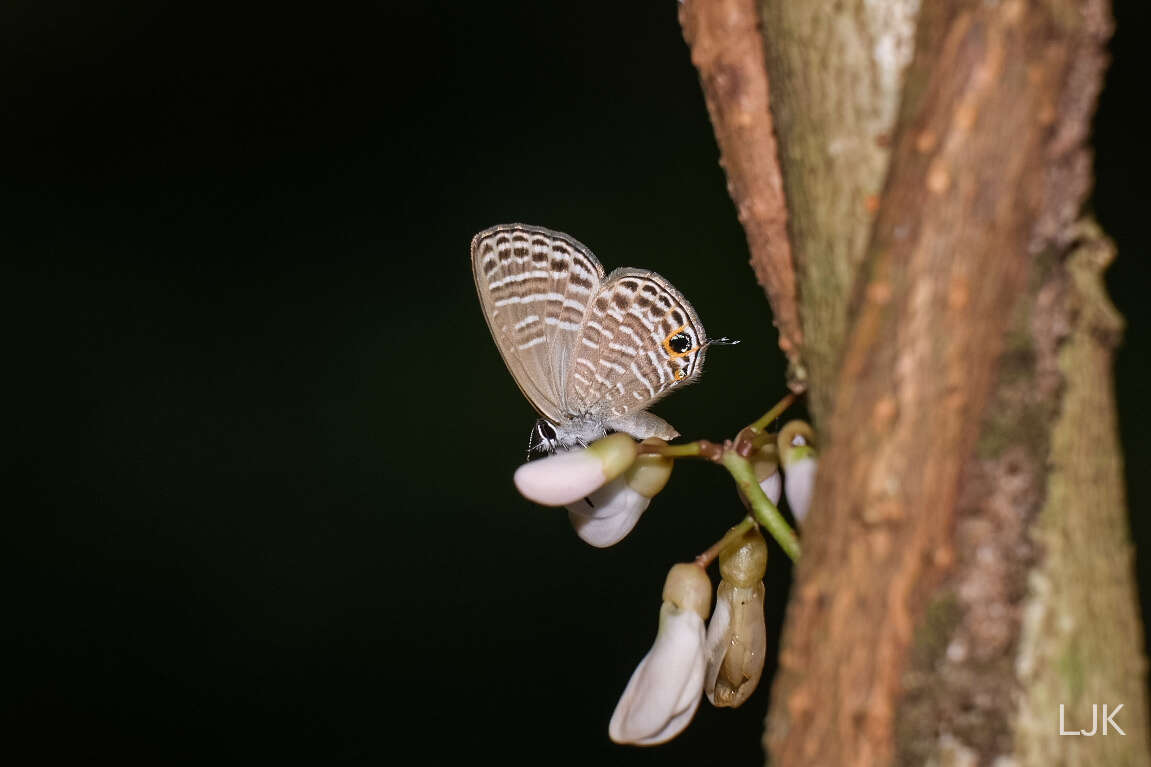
[564, 268, 707, 423]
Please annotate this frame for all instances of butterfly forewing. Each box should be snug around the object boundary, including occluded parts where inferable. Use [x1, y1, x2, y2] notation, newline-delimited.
[565, 268, 707, 422]
[471, 224, 605, 422]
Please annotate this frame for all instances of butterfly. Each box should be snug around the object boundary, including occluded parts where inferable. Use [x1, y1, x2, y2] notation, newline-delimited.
[472, 224, 729, 454]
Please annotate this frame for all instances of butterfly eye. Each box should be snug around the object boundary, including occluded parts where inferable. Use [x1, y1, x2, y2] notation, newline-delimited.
[668, 333, 692, 354]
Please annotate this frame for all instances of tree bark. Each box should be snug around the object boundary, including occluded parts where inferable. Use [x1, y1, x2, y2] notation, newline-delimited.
[682, 0, 1149, 764]
[679, 0, 804, 379]
[756, 0, 918, 427]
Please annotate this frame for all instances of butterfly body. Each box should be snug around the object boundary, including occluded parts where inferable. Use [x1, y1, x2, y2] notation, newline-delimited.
[472, 224, 711, 454]
[528, 413, 609, 454]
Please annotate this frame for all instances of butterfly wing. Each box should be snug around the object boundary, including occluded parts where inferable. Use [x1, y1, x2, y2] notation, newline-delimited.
[564, 267, 708, 426]
[471, 224, 605, 423]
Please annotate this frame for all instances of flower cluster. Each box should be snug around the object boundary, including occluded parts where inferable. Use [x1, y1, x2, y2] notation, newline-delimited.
[746, 420, 818, 528]
[609, 527, 770, 745]
[510, 420, 818, 745]
[514, 433, 673, 547]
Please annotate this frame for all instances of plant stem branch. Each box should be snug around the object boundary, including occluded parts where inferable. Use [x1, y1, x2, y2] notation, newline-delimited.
[748, 391, 798, 435]
[721, 449, 800, 561]
[735, 391, 798, 455]
[695, 516, 756, 568]
[638, 439, 724, 461]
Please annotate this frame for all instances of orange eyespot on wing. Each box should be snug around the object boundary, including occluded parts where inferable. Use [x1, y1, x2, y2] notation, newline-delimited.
[564, 267, 708, 417]
[662, 326, 699, 359]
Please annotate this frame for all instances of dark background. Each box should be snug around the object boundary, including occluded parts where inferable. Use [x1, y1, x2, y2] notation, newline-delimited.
[7, 2, 1148, 764]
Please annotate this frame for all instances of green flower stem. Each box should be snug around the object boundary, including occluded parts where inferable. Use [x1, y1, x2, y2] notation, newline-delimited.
[649, 442, 702, 458]
[695, 516, 756, 568]
[746, 391, 798, 437]
[721, 449, 801, 562]
[638, 440, 724, 461]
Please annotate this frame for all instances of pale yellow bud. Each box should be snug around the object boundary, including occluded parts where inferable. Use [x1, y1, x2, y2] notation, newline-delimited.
[705, 580, 767, 708]
[585, 433, 641, 481]
[718, 527, 768, 588]
[625, 438, 674, 498]
[662, 563, 712, 622]
[705, 527, 768, 707]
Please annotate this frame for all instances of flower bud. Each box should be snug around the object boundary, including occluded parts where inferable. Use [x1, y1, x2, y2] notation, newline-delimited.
[705, 528, 768, 708]
[662, 563, 712, 621]
[705, 581, 767, 708]
[609, 563, 711, 746]
[626, 438, 674, 498]
[718, 527, 768, 589]
[777, 420, 818, 524]
[566, 440, 673, 548]
[513, 433, 637, 506]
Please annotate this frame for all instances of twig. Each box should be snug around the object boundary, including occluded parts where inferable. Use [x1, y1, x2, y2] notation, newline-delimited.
[637, 439, 725, 462]
[695, 516, 756, 568]
[735, 391, 797, 454]
[721, 450, 800, 561]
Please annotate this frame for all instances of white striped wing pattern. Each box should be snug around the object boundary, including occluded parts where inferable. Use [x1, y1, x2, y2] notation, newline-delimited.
[471, 224, 707, 442]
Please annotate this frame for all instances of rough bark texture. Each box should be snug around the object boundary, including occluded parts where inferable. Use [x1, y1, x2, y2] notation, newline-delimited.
[743, 0, 1149, 765]
[766, 2, 1062, 759]
[678, 0, 804, 376]
[1012, 223, 1151, 766]
[757, 0, 919, 427]
[892, 219, 1150, 766]
[681, 0, 1147, 761]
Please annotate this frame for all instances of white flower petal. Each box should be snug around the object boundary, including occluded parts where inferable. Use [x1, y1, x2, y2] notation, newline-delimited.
[703, 593, 732, 699]
[513, 450, 610, 506]
[514, 434, 638, 506]
[758, 470, 782, 506]
[645, 691, 703, 746]
[566, 478, 650, 548]
[783, 455, 818, 524]
[609, 603, 707, 746]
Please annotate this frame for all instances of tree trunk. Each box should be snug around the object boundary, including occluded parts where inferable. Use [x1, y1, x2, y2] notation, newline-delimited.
[682, 0, 1149, 764]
